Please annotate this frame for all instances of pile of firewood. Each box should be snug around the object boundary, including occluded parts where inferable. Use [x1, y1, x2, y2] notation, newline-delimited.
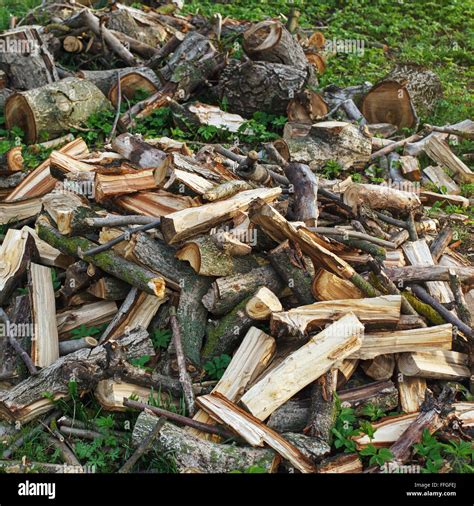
[0, 1, 473, 474]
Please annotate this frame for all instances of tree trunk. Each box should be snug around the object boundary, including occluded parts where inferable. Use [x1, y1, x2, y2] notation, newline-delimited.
[218, 59, 307, 117]
[5, 77, 111, 143]
[0, 26, 59, 90]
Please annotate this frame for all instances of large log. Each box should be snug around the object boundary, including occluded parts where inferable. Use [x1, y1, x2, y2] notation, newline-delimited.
[36, 217, 166, 299]
[161, 187, 281, 244]
[0, 26, 58, 90]
[398, 350, 470, 380]
[218, 59, 307, 117]
[270, 295, 401, 339]
[283, 121, 372, 171]
[0, 327, 154, 422]
[5, 78, 111, 144]
[343, 183, 421, 213]
[240, 313, 363, 421]
[132, 411, 278, 473]
[243, 21, 308, 70]
[361, 64, 442, 129]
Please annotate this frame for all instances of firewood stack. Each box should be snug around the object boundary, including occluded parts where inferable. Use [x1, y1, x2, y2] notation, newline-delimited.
[0, 1, 472, 475]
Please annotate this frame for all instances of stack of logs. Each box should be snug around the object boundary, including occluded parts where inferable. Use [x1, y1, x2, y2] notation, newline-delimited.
[0, 1, 473, 474]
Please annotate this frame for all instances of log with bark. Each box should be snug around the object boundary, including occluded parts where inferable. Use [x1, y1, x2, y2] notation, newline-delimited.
[5, 77, 111, 144]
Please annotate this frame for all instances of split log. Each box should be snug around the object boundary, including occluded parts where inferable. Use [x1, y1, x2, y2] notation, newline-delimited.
[42, 190, 90, 235]
[164, 169, 214, 196]
[95, 379, 165, 411]
[0, 146, 23, 173]
[122, 232, 211, 365]
[361, 64, 442, 128]
[245, 287, 282, 320]
[248, 200, 377, 297]
[4, 138, 88, 202]
[0, 26, 58, 90]
[78, 68, 135, 95]
[287, 89, 329, 123]
[337, 359, 360, 389]
[449, 269, 472, 327]
[0, 327, 154, 422]
[0, 228, 38, 305]
[176, 236, 261, 277]
[161, 187, 281, 244]
[57, 260, 97, 304]
[284, 162, 319, 226]
[343, 183, 421, 213]
[197, 393, 316, 473]
[430, 227, 454, 263]
[5, 78, 111, 144]
[385, 265, 474, 285]
[240, 313, 363, 420]
[361, 355, 396, 381]
[0, 198, 42, 225]
[423, 136, 474, 183]
[318, 454, 363, 473]
[397, 377, 426, 413]
[399, 155, 421, 181]
[29, 263, 59, 368]
[56, 301, 117, 338]
[132, 411, 278, 473]
[115, 190, 198, 217]
[268, 240, 315, 305]
[243, 21, 308, 70]
[270, 295, 401, 339]
[202, 265, 284, 316]
[203, 180, 252, 202]
[398, 350, 470, 380]
[311, 269, 363, 301]
[421, 191, 469, 209]
[95, 170, 158, 202]
[190, 326, 276, 440]
[423, 165, 460, 195]
[111, 133, 168, 178]
[350, 324, 453, 360]
[402, 240, 453, 304]
[283, 121, 372, 170]
[36, 217, 166, 298]
[353, 413, 419, 448]
[218, 59, 307, 116]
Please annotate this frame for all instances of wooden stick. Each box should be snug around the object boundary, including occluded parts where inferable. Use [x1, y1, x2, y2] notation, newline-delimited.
[123, 399, 235, 439]
[82, 219, 161, 256]
[85, 215, 156, 228]
[108, 70, 122, 143]
[369, 134, 421, 160]
[411, 284, 473, 339]
[448, 269, 472, 326]
[309, 227, 397, 249]
[169, 306, 195, 417]
[118, 418, 165, 473]
[423, 123, 474, 140]
[0, 308, 38, 376]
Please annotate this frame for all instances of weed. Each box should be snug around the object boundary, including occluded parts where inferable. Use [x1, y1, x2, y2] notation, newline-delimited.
[203, 354, 231, 380]
[151, 328, 172, 350]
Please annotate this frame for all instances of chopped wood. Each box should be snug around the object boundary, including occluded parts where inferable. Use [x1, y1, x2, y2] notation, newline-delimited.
[353, 413, 418, 448]
[241, 313, 363, 420]
[197, 393, 317, 473]
[397, 376, 427, 414]
[343, 183, 421, 213]
[245, 287, 282, 320]
[398, 350, 470, 379]
[312, 269, 363, 301]
[95, 379, 168, 411]
[270, 295, 401, 339]
[361, 354, 396, 381]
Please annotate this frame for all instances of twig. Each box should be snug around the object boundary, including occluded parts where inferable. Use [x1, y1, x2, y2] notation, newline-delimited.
[1, 410, 60, 459]
[369, 134, 421, 160]
[169, 306, 196, 416]
[59, 426, 108, 440]
[0, 308, 38, 376]
[85, 215, 156, 228]
[47, 436, 82, 467]
[107, 70, 122, 143]
[410, 285, 473, 339]
[118, 417, 165, 473]
[448, 269, 472, 326]
[123, 399, 236, 440]
[81, 219, 161, 256]
[406, 212, 419, 241]
[309, 227, 397, 249]
[423, 124, 474, 140]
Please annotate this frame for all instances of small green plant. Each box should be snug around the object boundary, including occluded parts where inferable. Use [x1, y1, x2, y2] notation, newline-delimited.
[331, 396, 359, 452]
[362, 403, 386, 421]
[203, 354, 231, 380]
[151, 328, 172, 350]
[321, 160, 343, 179]
[359, 444, 394, 467]
[130, 355, 152, 371]
[351, 173, 363, 183]
[51, 268, 61, 291]
[229, 465, 268, 473]
[70, 323, 108, 339]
